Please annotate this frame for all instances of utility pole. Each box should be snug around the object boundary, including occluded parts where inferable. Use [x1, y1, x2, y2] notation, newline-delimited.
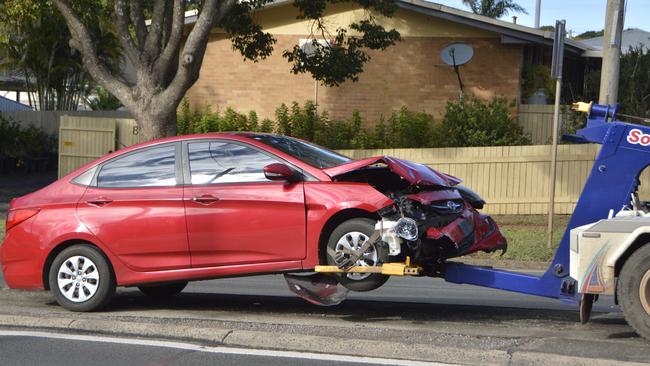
[599, 0, 626, 105]
[547, 20, 566, 249]
[534, 0, 541, 28]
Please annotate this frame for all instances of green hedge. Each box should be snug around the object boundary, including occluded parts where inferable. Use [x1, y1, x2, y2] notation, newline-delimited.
[0, 115, 55, 158]
[177, 96, 530, 149]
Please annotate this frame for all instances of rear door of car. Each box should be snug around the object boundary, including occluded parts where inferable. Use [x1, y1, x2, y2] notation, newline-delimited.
[182, 139, 306, 268]
[76, 142, 191, 272]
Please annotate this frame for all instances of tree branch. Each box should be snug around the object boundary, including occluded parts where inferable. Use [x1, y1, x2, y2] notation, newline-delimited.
[154, 0, 185, 82]
[52, 0, 133, 110]
[130, 1, 147, 48]
[160, 0, 236, 106]
[114, 0, 143, 69]
[144, 0, 168, 60]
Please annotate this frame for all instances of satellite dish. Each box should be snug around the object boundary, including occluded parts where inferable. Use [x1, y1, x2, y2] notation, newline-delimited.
[440, 43, 474, 67]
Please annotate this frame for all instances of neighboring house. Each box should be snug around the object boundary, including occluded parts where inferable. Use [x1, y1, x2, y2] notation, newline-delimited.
[0, 67, 34, 109]
[185, 0, 597, 123]
[580, 28, 650, 54]
[0, 95, 31, 111]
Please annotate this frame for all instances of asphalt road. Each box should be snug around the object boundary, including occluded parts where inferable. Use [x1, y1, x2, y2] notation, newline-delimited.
[1, 271, 649, 365]
[0, 331, 439, 366]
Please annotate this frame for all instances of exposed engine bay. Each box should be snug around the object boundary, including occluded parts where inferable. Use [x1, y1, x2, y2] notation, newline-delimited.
[330, 160, 507, 272]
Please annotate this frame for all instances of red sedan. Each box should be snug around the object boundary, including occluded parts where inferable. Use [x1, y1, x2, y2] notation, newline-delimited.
[1, 133, 506, 311]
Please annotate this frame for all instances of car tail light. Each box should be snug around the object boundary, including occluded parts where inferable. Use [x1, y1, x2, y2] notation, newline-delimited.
[6, 208, 40, 231]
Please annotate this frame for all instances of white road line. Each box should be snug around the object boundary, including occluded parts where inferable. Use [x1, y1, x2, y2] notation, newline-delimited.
[0, 330, 454, 366]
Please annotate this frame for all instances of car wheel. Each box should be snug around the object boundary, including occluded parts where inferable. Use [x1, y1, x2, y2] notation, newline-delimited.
[48, 245, 115, 312]
[326, 218, 389, 292]
[139, 282, 188, 298]
[617, 244, 650, 340]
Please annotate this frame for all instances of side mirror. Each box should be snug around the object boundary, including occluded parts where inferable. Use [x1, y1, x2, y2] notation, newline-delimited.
[264, 163, 298, 182]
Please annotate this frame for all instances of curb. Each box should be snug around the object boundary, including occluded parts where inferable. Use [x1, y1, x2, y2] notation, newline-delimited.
[0, 314, 645, 366]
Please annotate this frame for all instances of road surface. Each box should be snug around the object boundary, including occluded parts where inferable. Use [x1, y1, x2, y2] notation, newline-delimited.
[0, 271, 649, 365]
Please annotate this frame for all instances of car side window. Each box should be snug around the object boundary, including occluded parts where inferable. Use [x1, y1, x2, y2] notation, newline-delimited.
[188, 141, 279, 184]
[97, 144, 177, 188]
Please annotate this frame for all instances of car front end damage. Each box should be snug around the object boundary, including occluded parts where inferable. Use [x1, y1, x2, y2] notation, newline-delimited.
[286, 156, 507, 305]
[325, 156, 506, 271]
[374, 187, 507, 273]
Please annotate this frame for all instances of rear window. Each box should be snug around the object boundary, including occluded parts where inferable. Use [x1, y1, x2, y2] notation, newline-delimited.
[96, 144, 176, 188]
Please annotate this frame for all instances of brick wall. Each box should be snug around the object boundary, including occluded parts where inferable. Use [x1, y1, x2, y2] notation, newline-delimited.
[185, 34, 523, 127]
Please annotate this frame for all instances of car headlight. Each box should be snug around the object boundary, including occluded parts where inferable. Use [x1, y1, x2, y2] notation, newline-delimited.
[395, 217, 419, 241]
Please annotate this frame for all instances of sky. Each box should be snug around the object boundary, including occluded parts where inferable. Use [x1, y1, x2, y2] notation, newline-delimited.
[429, 0, 649, 36]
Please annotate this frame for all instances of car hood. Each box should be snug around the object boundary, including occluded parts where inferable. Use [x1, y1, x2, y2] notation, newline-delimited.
[323, 156, 461, 187]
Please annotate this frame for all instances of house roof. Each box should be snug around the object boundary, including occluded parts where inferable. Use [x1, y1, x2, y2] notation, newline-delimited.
[0, 95, 31, 111]
[579, 28, 650, 54]
[183, 0, 597, 56]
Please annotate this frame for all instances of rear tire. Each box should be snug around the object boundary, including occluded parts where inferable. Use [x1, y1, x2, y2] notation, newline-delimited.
[617, 244, 650, 340]
[49, 245, 115, 312]
[139, 282, 188, 298]
[326, 218, 389, 292]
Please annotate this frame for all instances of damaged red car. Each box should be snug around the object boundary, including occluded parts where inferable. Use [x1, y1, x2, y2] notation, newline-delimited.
[1, 133, 506, 311]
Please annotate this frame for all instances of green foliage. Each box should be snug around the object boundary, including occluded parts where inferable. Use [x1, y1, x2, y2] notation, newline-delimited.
[85, 86, 123, 111]
[521, 63, 555, 101]
[215, 0, 401, 87]
[575, 30, 604, 40]
[619, 46, 650, 118]
[0, 115, 55, 158]
[436, 97, 530, 147]
[0, 0, 121, 111]
[461, 0, 527, 18]
[177, 96, 531, 149]
[580, 46, 650, 118]
[560, 106, 587, 138]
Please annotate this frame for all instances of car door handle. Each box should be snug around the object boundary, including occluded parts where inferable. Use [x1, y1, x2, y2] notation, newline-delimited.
[192, 195, 219, 205]
[86, 197, 113, 207]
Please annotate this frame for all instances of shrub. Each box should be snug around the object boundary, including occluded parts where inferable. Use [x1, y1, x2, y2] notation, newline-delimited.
[438, 97, 531, 147]
[0, 115, 20, 156]
[176, 97, 532, 149]
[0, 114, 55, 158]
[521, 63, 555, 101]
[619, 46, 650, 118]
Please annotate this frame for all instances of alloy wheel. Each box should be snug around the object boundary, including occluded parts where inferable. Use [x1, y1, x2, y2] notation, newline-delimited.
[57, 255, 100, 303]
[334, 231, 379, 280]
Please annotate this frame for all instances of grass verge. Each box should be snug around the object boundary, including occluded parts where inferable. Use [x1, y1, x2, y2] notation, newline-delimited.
[0, 220, 4, 243]
[472, 215, 571, 262]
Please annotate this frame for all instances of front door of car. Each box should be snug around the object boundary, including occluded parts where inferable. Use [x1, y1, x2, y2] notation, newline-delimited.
[183, 140, 306, 268]
[76, 143, 191, 272]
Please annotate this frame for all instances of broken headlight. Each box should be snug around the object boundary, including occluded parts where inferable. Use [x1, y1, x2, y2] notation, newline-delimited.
[395, 217, 419, 241]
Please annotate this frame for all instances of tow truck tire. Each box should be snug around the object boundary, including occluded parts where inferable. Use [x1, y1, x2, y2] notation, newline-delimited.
[326, 218, 389, 292]
[617, 244, 650, 340]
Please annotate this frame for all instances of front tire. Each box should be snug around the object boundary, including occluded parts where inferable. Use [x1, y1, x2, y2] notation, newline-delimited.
[49, 245, 115, 312]
[617, 244, 650, 340]
[326, 218, 389, 292]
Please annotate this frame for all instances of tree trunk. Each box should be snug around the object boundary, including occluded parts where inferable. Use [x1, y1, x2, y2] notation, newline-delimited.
[135, 108, 178, 141]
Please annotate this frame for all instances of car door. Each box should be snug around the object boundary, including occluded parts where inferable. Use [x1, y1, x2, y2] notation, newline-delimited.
[183, 139, 306, 268]
[76, 143, 191, 272]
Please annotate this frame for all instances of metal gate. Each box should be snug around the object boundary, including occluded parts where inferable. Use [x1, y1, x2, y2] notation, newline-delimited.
[58, 116, 141, 178]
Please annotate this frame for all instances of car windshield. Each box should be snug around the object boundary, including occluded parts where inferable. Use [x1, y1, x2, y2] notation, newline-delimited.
[246, 134, 352, 169]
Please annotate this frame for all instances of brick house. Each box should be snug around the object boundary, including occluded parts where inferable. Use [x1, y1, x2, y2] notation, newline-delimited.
[184, 0, 596, 125]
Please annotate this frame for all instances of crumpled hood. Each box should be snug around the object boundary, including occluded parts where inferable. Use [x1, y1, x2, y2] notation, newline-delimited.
[323, 156, 461, 187]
